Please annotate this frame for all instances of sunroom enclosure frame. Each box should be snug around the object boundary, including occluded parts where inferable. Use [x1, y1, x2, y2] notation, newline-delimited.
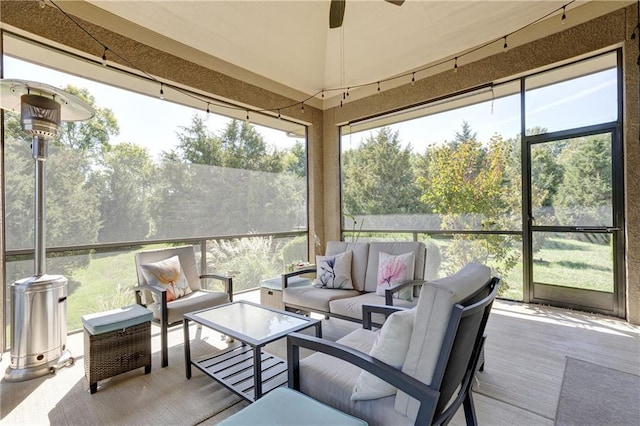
[0, 1, 638, 358]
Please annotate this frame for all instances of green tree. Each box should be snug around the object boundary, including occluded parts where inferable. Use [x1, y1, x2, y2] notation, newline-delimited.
[219, 119, 283, 172]
[58, 85, 119, 159]
[174, 115, 222, 166]
[554, 134, 612, 226]
[342, 127, 423, 216]
[417, 124, 520, 289]
[94, 143, 155, 242]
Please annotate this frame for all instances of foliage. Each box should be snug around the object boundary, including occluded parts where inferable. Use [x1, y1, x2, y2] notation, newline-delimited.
[206, 237, 282, 292]
[554, 134, 612, 227]
[342, 127, 424, 215]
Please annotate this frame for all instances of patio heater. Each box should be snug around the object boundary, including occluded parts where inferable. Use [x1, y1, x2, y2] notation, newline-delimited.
[0, 79, 94, 382]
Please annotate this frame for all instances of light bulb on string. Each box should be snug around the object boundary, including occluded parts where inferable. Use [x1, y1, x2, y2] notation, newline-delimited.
[277, 109, 281, 119]
[411, 72, 415, 86]
[453, 57, 458, 73]
[245, 110, 250, 123]
[301, 103, 305, 114]
[561, 6, 566, 24]
[206, 103, 210, 114]
[159, 83, 164, 100]
[321, 91, 325, 98]
[101, 47, 108, 67]
[346, 87, 350, 97]
[503, 36, 509, 51]
[377, 82, 380, 93]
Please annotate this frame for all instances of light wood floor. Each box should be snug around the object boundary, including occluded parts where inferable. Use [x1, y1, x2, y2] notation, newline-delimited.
[1, 292, 638, 425]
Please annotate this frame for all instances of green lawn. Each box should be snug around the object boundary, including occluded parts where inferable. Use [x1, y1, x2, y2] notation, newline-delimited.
[61, 235, 613, 332]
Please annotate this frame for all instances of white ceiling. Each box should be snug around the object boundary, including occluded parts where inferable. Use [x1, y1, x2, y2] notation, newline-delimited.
[79, 0, 624, 104]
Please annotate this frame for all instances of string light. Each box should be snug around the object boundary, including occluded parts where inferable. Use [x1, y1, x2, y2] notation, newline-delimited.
[453, 57, 458, 73]
[245, 110, 250, 123]
[340, 100, 343, 108]
[346, 87, 350, 97]
[46, 0, 576, 116]
[301, 103, 305, 114]
[206, 103, 210, 114]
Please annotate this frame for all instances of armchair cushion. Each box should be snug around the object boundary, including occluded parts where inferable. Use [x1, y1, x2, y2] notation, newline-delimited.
[315, 251, 354, 289]
[147, 290, 230, 324]
[351, 308, 415, 401]
[394, 263, 491, 421]
[139, 255, 192, 304]
[299, 329, 412, 426]
[376, 252, 415, 301]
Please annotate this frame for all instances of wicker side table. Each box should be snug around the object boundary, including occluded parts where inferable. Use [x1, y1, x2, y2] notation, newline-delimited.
[82, 304, 153, 394]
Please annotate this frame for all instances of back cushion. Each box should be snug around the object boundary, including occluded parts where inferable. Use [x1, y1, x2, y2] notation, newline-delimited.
[364, 242, 426, 293]
[135, 246, 202, 305]
[325, 242, 369, 291]
[393, 263, 491, 421]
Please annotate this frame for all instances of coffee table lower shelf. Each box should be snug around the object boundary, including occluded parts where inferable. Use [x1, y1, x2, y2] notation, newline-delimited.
[191, 343, 287, 402]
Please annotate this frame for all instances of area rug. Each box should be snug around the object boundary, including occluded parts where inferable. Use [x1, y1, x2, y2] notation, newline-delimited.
[555, 357, 640, 426]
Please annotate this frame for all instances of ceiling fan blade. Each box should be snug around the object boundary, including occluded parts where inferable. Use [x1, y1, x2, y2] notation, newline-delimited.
[385, 0, 405, 5]
[329, 0, 346, 29]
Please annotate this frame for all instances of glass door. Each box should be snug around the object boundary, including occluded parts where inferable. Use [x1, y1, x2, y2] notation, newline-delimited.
[526, 129, 624, 315]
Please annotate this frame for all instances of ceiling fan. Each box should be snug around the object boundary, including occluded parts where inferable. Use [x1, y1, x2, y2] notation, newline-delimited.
[329, 0, 405, 29]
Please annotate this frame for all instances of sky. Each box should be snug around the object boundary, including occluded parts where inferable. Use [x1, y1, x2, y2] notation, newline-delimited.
[3, 57, 303, 159]
[4, 54, 618, 158]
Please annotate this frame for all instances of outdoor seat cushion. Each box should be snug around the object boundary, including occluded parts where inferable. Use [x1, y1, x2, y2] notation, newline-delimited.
[299, 328, 412, 426]
[283, 286, 360, 312]
[82, 304, 152, 335]
[329, 292, 416, 322]
[148, 290, 229, 324]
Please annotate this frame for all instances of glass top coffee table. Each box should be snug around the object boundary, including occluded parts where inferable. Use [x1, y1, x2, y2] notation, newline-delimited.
[183, 300, 321, 402]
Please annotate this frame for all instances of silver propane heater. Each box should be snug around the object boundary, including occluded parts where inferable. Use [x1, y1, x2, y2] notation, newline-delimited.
[0, 79, 94, 382]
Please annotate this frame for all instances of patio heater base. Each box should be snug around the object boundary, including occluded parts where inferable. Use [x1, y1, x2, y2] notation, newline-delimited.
[4, 274, 75, 382]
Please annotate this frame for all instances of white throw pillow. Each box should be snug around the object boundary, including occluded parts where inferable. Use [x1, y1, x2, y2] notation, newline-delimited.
[351, 308, 415, 401]
[376, 251, 415, 301]
[314, 251, 354, 289]
[140, 255, 191, 304]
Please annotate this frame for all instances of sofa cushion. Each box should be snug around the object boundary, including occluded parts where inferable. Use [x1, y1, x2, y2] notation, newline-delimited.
[351, 308, 416, 401]
[364, 242, 426, 292]
[376, 251, 415, 301]
[299, 328, 412, 426]
[326, 242, 370, 291]
[329, 292, 416, 322]
[284, 286, 360, 312]
[315, 251, 354, 289]
[394, 263, 491, 421]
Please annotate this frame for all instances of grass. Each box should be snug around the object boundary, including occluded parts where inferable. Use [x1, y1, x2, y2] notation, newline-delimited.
[60, 235, 613, 332]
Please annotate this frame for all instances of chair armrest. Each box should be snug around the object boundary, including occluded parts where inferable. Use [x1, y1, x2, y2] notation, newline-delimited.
[282, 268, 316, 288]
[362, 304, 407, 330]
[385, 279, 424, 305]
[287, 333, 439, 426]
[200, 273, 234, 302]
[132, 283, 167, 319]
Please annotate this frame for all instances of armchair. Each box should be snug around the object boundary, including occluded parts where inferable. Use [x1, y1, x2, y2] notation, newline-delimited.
[287, 263, 499, 426]
[133, 245, 232, 367]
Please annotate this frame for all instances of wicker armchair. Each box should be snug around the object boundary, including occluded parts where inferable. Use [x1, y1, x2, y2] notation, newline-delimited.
[133, 245, 233, 367]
